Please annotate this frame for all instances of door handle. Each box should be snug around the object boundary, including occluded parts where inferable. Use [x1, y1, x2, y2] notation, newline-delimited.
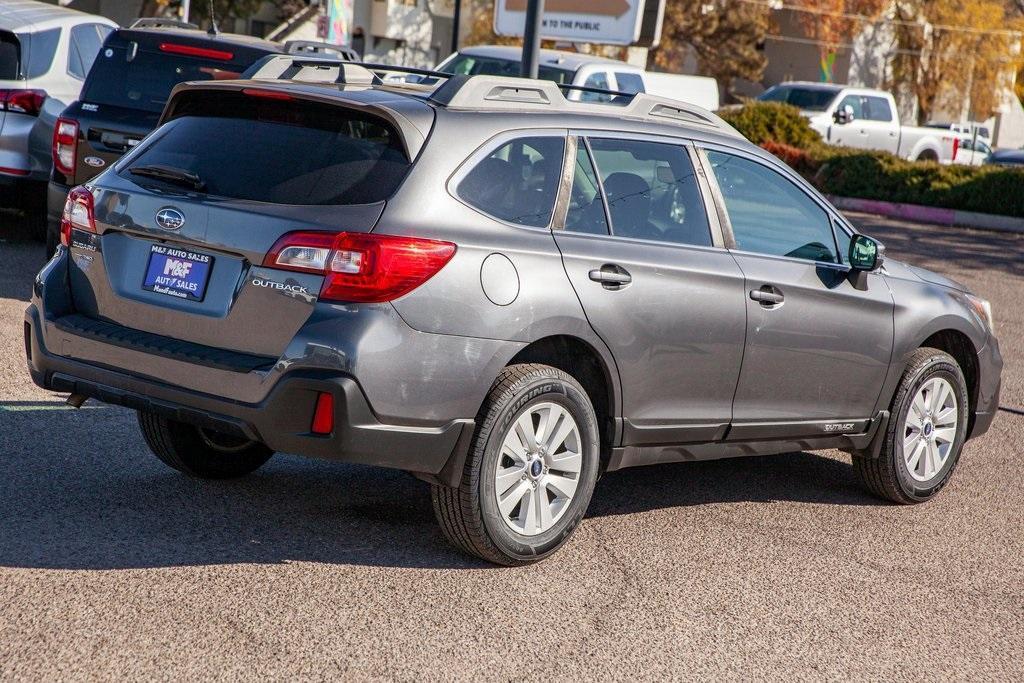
[750, 285, 784, 306]
[589, 264, 632, 288]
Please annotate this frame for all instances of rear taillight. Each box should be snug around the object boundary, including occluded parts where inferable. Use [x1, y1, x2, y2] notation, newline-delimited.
[0, 88, 47, 116]
[52, 117, 79, 177]
[263, 232, 457, 303]
[60, 186, 96, 247]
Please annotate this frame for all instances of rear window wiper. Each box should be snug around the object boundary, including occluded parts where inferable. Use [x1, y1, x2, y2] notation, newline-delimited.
[129, 164, 206, 192]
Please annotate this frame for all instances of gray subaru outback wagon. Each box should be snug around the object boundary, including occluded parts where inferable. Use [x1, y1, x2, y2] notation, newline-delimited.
[25, 58, 1002, 565]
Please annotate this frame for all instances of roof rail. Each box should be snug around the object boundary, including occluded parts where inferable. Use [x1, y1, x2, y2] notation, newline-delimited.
[241, 56, 455, 86]
[429, 75, 740, 137]
[283, 40, 361, 62]
[242, 55, 380, 85]
[129, 18, 200, 31]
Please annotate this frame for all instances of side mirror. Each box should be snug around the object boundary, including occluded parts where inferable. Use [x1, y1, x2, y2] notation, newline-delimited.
[833, 104, 855, 125]
[849, 234, 884, 271]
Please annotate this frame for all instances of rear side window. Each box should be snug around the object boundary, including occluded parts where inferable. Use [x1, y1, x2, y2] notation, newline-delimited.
[123, 92, 411, 206]
[457, 137, 565, 228]
[22, 28, 60, 79]
[864, 96, 893, 122]
[82, 41, 256, 112]
[585, 138, 711, 247]
[0, 32, 18, 79]
[705, 150, 837, 263]
[615, 72, 645, 94]
[68, 24, 112, 80]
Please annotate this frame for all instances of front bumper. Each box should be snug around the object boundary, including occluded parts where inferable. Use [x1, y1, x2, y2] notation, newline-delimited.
[968, 335, 1003, 440]
[24, 303, 475, 485]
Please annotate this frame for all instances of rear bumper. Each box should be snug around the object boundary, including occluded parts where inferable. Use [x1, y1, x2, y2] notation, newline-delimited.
[24, 302, 475, 484]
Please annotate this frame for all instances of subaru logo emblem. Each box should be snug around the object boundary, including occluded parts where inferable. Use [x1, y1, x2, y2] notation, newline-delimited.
[155, 208, 185, 231]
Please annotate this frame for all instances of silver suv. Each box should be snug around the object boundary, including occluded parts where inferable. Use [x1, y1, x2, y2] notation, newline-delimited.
[0, 0, 115, 233]
[25, 58, 1002, 565]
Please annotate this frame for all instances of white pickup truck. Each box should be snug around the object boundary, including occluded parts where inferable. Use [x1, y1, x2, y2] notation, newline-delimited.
[758, 82, 960, 163]
[427, 45, 720, 111]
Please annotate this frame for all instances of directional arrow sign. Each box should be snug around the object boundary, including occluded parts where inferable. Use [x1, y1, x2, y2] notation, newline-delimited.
[495, 0, 650, 46]
[505, 0, 632, 18]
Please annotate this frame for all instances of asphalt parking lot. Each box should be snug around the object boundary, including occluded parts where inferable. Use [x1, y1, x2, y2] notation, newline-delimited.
[1, 211, 1021, 680]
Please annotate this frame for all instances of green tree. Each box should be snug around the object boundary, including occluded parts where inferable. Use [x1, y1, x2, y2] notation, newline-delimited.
[648, 1, 770, 103]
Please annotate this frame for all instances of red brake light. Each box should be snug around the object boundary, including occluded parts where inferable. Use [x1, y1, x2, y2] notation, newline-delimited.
[311, 392, 334, 435]
[0, 88, 47, 116]
[159, 42, 233, 61]
[242, 88, 293, 100]
[60, 186, 96, 247]
[52, 117, 79, 176]
[263, 232, 457, 303]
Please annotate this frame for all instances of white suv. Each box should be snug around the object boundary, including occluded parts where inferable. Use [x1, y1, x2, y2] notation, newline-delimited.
[0, 0, 115, 235]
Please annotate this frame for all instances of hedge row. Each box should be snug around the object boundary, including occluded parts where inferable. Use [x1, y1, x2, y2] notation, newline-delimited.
[720, 102, 1024, 218]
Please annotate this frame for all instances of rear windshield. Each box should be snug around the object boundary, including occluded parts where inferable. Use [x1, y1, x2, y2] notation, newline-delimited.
[757, 85, 839, 112]
[122, 92, 411, 206]
[82, 41, 262, 112]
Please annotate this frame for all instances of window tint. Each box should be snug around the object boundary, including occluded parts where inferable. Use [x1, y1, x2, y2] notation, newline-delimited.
[22, 28, 60, 79]
[615, 72, 645, 94]
[706, 151, 837, 263]
[837, 94, 863, 119]
[0, 32, 19, 79]
[864, 96, 893, 122]
[565, 144, 609, 235]
[833, 222, 852, 265]
[587, 138, 711, 247]
[580, 71, 612, 102]
[68, 24, 107, 80]
[458, 137, 564, 228]
[124, 92, 410, 205]
[82, 43, 252, 112]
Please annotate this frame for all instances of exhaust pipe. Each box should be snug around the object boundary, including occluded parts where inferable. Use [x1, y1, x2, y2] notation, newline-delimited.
[66, 393, 88, 408]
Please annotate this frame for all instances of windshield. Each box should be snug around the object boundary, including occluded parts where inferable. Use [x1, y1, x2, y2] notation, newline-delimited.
[123, 91, 410, 205]
[758, 85, 840, 112]
[82, 43, 255, 113]
[442, 53, 573, 84]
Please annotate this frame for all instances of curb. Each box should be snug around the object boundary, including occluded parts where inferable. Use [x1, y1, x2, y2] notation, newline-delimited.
[827, 196, 1024, 234]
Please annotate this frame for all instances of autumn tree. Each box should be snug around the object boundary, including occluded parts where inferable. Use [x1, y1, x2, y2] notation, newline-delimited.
[891, 0, 1024, 123]
[649, 1, 770, 102]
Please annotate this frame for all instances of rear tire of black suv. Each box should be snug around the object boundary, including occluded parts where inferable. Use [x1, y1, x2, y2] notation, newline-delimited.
[431, 364, 601, 566]
[853, 347, 969, 504]
[137, 411, 274, 479]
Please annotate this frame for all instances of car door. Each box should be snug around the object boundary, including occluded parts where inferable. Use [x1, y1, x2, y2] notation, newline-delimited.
[552, 134, 747, 445]
[862, 95, 899, 154]
[698, 146, 894, 439]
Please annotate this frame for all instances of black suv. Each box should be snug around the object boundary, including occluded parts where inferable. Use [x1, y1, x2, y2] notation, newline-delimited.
[45, 24, 283, 255]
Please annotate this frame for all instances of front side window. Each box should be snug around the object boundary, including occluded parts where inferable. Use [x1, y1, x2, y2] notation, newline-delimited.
[837, 94, 864, 119]
[586, 138, 712, 247]
[580, 71, 612, 102]
[457, 136, 565, 228]
[705, 151, 838, 263]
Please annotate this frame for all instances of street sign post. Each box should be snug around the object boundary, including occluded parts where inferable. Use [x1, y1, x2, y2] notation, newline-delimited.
[495, 0, 648, 46]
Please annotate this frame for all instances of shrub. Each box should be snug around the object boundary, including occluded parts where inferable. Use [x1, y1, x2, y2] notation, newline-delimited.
[719, 101, 822, 150]
[759, 141, 816, 175]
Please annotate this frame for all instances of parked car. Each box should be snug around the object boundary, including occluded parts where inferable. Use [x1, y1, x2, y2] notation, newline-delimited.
[25, 59, 1001, 565]
[424, 45, 719, 111]
[951, 137, 992, 166]
[0, 0, 115, 234]
[925, 121, 992, 143]
[44, 22, 284, 256]
[988, 148, 1024, 167]
[758, 82, 960, 163]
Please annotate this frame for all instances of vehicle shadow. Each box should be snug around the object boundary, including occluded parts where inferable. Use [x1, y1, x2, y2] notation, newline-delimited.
[0, 403, 879, 572]
[0, 230, 46, 303]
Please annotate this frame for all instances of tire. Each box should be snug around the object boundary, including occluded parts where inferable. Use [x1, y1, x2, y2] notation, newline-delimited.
[137, 411, 274, 479]
[853, 347, 969, 504]
[431, 363, 601, 565]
